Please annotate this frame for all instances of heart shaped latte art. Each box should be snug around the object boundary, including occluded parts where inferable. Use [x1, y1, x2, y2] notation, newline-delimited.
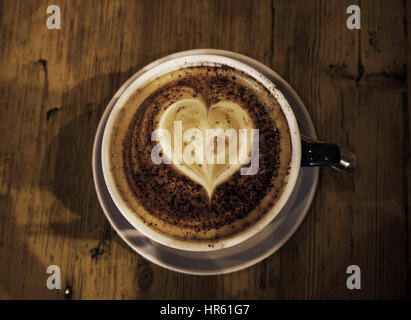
[157, 97, 256, 197]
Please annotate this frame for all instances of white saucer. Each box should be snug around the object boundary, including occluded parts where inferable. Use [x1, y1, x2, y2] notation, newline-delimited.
[92, 49, 319, 275]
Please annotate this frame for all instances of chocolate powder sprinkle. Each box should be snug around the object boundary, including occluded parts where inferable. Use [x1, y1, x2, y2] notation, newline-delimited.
[120, 65, 284, 234]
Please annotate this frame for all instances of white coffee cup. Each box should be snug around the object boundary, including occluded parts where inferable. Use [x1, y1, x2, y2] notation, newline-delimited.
[101, 54, 302, 251]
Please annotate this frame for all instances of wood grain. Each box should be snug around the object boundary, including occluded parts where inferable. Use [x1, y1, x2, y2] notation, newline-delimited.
[0, 0, 409, 299]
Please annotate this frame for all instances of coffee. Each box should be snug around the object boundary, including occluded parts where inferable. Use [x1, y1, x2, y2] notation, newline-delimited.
[109, 65, 291, 241]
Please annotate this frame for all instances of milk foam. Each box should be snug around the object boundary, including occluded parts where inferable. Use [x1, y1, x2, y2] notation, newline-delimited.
[157, 97, 255, 197]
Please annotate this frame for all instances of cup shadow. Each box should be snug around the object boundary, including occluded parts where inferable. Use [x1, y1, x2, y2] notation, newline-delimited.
[40, 67, 142, 243]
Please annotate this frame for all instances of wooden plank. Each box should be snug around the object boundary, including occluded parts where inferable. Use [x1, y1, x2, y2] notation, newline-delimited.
[269, 0, 408, 299]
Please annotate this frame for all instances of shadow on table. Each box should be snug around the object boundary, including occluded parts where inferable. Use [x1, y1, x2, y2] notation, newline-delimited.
[0, 66, 157, 298]
[40, 66, 142, 245]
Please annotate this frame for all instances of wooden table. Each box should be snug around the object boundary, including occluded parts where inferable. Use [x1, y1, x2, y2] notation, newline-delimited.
[0, 0, 409, 299]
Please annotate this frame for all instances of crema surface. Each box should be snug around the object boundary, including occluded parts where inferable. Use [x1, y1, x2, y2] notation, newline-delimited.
[109, 65, 291, 241]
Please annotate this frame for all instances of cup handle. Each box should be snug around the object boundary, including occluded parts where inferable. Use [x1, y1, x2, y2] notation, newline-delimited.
[301, 135, 357, 173]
